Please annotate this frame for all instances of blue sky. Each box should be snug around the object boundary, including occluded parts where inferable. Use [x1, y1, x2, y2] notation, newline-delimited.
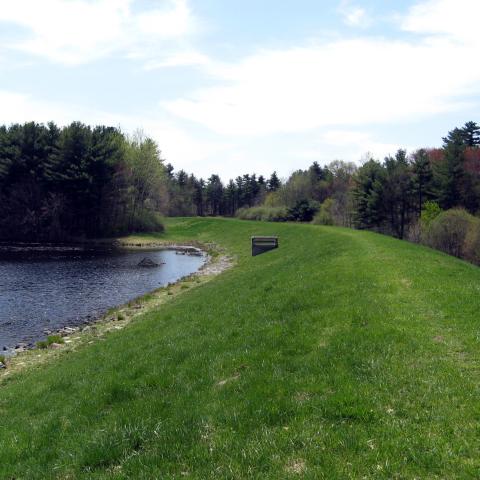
[0, 0, 479, 180]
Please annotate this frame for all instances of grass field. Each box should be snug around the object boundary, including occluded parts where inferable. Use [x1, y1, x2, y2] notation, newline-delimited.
[1, 217, 480, 479]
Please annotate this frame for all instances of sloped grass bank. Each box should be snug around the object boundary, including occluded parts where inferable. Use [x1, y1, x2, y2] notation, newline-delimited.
[1, 218, 480, 478]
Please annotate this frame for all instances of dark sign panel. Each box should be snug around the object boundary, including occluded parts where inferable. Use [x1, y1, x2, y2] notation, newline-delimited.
[251, 236, 279, 256]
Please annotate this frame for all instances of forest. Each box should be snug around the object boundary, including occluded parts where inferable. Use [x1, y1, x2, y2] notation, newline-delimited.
[1, 120, 480, 262]
[0, 122, 166, 240]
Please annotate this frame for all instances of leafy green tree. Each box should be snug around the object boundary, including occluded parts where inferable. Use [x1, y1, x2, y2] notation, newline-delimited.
[420, 200, 442, 226]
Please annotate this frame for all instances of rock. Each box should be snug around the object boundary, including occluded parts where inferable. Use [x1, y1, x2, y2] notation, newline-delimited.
[49, 343, 63, 350]
[138, 257, 160, 267]
[0, 362, 6, 369]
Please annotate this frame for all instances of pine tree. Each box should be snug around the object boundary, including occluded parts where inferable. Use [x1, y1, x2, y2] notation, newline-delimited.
[436, 128, 466, 209]
[461, 121, 480, 147]
[411, 149, 433, 216]
[353, 159, 386, 229]
[267, 171, 280, 191]
[206, 174, 224, 215]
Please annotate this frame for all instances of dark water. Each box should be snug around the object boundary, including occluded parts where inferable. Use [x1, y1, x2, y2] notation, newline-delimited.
[0, 248, 205, 350]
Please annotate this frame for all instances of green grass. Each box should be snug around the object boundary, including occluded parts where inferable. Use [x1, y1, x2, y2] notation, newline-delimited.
[36, 334, 65, 350]
[1, 217, 480, 478]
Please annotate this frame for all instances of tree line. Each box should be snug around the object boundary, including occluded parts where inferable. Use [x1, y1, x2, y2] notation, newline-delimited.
[2, 120, 479, 250]
[236, 121, 480, 238]
[0, 122, 166, 240]
[352, 121, 480, 238]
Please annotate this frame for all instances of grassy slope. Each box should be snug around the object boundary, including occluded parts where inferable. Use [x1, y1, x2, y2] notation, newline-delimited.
[1, 218, 480, 479]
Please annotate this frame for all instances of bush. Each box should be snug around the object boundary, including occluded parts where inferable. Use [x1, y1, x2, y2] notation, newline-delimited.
[422, 208, 478, 259]
[287, 200, 319, 222]
[129, 211, 164, 234]
[420, 201, 442, 226]
[236, 206, 290, 222]
[312, 198, 334, 225]
[47, 334, 65, 345]
[237, 202, 319, 223]
[37, 334, 65, 349]
[464, 220, 480, 264]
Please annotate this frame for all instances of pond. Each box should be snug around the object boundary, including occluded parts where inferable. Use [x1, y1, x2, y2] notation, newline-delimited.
[0, 246, 206, 351]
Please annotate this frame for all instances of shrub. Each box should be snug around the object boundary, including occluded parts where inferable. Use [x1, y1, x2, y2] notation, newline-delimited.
[36, 341, 48, 349]
[312, 198, 334, 225]
[129, 211, 164, 234]
[420, 201, 442, 226]
[47, 335, 65, 345]
[0, 354, 5, 364]
[464, 219, 480, 265]
[47, 334, 65, 345]
[287, 200, 319, 222]
[406, 220, 422, 243]
[37, 335, 65, 349]
[422, 208, 477, 258]
[236, 206, 289, 222]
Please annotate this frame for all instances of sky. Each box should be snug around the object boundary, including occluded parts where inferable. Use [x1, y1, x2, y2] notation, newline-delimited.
[0, 0, 479, 180]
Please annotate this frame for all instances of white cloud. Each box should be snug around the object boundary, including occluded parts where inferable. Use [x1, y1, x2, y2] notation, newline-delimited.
[402, 0, 479, 45]
[0, 89, 229, 179]
[320, 130, 408, 159]
[338, 1, 371, 27]
[0, 90, 78, 124]
[143, 50, 211, 71]
[2, 0, 479, 180]
[163, 0, 480, 138]
[0, 0, 196, 65]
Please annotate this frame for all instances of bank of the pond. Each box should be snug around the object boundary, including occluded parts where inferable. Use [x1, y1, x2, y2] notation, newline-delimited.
[0, 244, 209, 353]
[0, 239, 233, 377]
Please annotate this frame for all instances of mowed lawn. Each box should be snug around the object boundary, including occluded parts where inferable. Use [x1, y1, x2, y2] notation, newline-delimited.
[1, 218, 480, 479]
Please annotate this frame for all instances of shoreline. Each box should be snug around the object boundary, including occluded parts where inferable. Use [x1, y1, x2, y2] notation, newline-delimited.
[0, 239, 234, 381]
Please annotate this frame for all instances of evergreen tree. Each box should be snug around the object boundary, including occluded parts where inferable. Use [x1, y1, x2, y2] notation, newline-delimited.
[436, 127, 466, 209]
[192, 178, 205, 216]
[224, 179, 237, 215]
[383, 150, 414, 238]
[411, 149, 433, 216]
[206, 174, 224, 215]
[353, 159, 386, 229]
[267, 171, 280, 191]
[461, 121, 480, 147]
